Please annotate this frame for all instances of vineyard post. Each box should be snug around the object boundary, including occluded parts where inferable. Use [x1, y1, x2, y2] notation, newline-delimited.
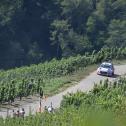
[7, 108, 9, 117]
[39, 87, 43, 112]
[29, 106, 32, 115]
[39, 96, 42, 112]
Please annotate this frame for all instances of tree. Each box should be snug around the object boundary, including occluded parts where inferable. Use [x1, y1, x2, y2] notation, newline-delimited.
[111, 0, 126, 20]
[0, 0, 23, 26]
[50, 20, 70, 58]
[61, 30, 92, 56]
[26, 42, 43, 64]
[0, 0, 126, 69]
[106, 20, 126, 47]
[59, 0, 93, 33]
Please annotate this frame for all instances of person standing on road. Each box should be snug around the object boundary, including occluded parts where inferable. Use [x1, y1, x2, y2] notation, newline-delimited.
[47, 102, 54, 113]
[16, 110, 20, 117]
[12, 110, 16, 118]
[20, 108, 25, 118]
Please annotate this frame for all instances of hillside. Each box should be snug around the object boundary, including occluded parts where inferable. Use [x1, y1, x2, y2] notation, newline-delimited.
[0, 47, 125, 104]
[0, 0, 126, 69]
[0, 0, 126, 125]
[0, 77, 126, 126]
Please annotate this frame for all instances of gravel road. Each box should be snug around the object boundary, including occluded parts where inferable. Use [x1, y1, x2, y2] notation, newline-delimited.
[0, 65, 126, 118]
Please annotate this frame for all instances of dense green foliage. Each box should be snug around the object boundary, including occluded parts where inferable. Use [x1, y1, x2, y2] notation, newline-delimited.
[0, 47, 126, 103]
[0, 107, 124, 126]
[1, 77, 126, 126]
[61, 77, 126, 113]
[0, 0, 126, 69]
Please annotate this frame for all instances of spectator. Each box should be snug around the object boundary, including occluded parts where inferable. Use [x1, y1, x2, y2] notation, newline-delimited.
[47, 106, 52, 113]
[12, 110, 16, 118]
[44, 106, 47, 112]
[16, 110, 20, 117]
[20, 108, 25, 118]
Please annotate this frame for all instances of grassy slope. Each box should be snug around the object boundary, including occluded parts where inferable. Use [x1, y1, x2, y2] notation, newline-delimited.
[48, 64, 97, 95]
[0, 47, 126, 105]
[1, 107, 124, 126]
[0, 64, 97, 108]
[1, 59, 126, 108]
[1, 77, 126, 126]
[29, 59, 126, 96]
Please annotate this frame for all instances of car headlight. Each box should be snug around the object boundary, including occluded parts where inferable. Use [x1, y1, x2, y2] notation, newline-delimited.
[97, 68, 101, 73]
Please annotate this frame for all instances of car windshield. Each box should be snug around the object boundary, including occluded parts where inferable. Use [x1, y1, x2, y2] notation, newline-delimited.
[100, 64, 112, 69]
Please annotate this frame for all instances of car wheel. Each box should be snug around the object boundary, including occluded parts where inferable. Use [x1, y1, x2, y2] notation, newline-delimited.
[112, 72, 114, 76]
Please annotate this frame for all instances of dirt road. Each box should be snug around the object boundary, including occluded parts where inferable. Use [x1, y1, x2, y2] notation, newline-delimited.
[0, 65, 126, 118]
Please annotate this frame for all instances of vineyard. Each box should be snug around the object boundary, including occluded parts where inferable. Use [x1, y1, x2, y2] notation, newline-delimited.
[0, 77, 126, 126]
[61, 77, 126, 113]
[0, 47, 126, 103]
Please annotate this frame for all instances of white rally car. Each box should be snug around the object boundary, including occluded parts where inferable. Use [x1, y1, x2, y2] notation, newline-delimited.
[97, 62, 114, 77]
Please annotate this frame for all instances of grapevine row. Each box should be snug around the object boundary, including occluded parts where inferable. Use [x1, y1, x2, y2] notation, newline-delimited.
[0, 47, 125, 103]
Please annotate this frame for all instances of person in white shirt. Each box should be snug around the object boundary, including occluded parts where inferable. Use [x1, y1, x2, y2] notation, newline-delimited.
[20, 108, 25, 118]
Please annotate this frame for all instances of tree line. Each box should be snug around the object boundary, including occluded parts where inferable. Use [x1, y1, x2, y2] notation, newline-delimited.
[0, 0, 126, 69]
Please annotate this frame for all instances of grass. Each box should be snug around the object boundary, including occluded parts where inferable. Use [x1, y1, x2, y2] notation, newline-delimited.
[44, 64, 97, 96]
[0, 59, 125, 108]
[1, 105, 125, 126]
[113, 59, 126, 65]
[2, 77, 126, 125]
[0, 64, 97, 108]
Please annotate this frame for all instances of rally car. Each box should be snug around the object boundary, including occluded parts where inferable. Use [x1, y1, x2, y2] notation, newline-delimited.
[97, 62, 114, 77]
